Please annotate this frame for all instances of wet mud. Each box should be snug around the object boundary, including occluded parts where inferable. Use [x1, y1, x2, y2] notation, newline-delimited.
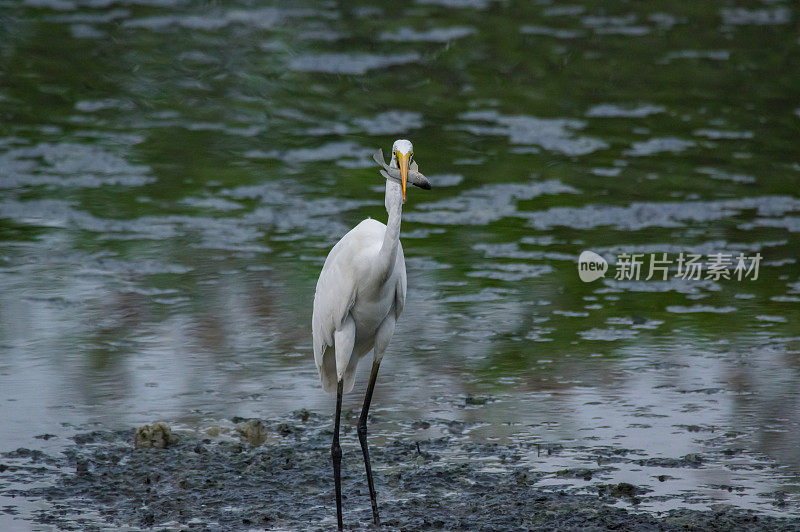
[2, 414, 799, 531]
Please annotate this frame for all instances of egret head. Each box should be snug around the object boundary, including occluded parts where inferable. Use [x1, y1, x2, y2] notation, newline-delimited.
[390, 139, 413, 203]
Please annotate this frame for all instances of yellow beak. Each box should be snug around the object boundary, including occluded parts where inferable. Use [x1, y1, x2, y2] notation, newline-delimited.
[397, 152, 409, 203]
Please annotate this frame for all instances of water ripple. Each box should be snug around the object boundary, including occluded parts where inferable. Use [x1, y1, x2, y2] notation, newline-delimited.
[409, 180, 579, 225]
[0, 142, 152, 189]
[460, 110, 608, 155]
[287, 53, 420, 74]
[721, 8, 791, 26]
[527, 196, 800, 231]
[380, 26, 475, 42]
[624, 137, 696, 156]
[586, 104, 665, 118]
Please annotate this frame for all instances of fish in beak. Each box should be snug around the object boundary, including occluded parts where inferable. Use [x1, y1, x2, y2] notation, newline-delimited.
[373, 148, 431, 190]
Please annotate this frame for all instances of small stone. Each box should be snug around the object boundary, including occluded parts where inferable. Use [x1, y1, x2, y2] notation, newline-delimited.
[237, 420, 268, 446]
[683, 453, 703, 465]
[614, 482, 639, 497]
[294, 409, 311, 422]
[446, 421, 464, 435]
[556, 468, 595, 480]
[134, 423, 176, 449]
[598, 482, 647, 499]
[76, 459, 90, 476]
[722, 447, 742, 456]
[465, 395, 489, 406]
[141, 510, 155, 527]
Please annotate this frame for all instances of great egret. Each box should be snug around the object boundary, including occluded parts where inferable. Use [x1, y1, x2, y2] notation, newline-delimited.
[312, 139, 430, 529]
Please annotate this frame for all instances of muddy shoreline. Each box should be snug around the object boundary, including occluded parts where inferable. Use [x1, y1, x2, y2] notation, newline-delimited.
[0, 412, 798, 531]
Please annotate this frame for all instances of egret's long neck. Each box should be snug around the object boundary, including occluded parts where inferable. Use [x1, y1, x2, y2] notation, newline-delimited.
[378, 179, 403, 273]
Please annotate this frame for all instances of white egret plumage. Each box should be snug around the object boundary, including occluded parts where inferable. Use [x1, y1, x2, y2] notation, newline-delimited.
[312, 139, 430, 529]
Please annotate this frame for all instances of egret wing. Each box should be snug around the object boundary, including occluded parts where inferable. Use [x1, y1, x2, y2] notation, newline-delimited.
[312, 247, 357, 371]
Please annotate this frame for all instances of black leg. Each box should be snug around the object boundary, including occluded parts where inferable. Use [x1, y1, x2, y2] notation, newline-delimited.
[332, 379, 344, 531]
[357, 359, 382, 526]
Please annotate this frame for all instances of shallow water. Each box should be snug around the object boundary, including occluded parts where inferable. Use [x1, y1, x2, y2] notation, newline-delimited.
[1, 0, 799, 526]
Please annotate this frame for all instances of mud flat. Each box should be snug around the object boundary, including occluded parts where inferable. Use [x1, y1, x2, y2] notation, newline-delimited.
[1, 412, 799, 531]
